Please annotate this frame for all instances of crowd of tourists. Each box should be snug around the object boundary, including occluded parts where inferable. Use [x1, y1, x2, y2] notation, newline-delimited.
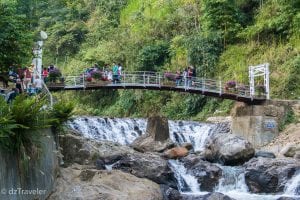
[83, 63, 198, 87]
[0, 64, 58, 103]
[84, 63, 123, 84]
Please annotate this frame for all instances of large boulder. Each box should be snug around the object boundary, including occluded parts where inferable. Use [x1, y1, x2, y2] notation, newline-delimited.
[48, 165, 163, 200]
[131, 133, 175, 153]
[59, 134, 135, 166]
[160, 185, 182, 200]
[181, 154, 222, 192]
[131, 115, 175, 152]
[112, 152, 178, 189]
[147, 115, 170, 141]
[255, 150, 276, 158]
[164, 147, 189, 159]
[281, 144, 300, 158]
[244, 157, 300, 193]
[204, 134, 255, 165]
[181, 192, 235, 200]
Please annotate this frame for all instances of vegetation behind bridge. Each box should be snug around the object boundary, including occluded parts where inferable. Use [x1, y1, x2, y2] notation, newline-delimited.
[1, 0, 299, 120]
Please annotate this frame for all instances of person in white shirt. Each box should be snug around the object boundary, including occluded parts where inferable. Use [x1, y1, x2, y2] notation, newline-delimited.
[33, 75, 43, 93]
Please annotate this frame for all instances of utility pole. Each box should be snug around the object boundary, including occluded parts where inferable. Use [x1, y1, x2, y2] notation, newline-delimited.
[32, 31, 47, 79]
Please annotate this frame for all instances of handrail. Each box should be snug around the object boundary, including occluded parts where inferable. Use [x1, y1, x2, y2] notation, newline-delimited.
[51, 71, 267, 100]
[33, 69, 53, 108]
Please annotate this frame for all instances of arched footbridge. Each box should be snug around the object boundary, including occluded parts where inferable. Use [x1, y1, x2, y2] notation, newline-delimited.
[46, 71, 267, 104]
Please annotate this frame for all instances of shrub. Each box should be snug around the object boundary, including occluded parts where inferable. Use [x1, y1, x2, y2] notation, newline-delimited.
[90, 71, 103, 80]
[226, 80, 236, 88]
[48, 68, 62, 82]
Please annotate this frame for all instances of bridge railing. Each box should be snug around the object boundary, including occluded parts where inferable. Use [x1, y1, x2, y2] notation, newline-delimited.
[64, 75, 84, 88]
[49, 71, 266, 99]
[33, 69, 53, 108]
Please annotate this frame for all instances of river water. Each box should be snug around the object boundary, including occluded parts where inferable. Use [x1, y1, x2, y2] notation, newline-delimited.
[68, 116, 300, 200]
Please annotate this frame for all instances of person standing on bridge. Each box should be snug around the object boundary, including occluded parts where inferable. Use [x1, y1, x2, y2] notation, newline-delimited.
[118, 63, 122, 83]
[112, 63, 119, 84]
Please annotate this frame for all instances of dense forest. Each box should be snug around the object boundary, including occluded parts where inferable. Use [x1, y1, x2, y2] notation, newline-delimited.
[1, 0, 300, 120]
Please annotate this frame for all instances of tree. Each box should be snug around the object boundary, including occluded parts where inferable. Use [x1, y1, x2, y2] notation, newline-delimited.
[201, 0, 242, 47]
[137, 42, 170, 71]
[187, 33, 223, 77]
[0, 1, 33, 70]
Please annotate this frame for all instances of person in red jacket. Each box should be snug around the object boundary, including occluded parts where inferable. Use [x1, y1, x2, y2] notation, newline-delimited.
[23, 67, 32, 89]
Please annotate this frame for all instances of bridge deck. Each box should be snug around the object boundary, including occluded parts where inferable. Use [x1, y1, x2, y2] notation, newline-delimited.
[47, 75, 266, 105]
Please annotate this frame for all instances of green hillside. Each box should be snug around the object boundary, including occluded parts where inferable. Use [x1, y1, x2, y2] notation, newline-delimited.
[2, 0, 300, 120]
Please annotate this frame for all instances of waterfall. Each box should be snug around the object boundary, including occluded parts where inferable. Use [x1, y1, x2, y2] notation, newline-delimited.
[68, 117, 216, 150]
[67, 116, 300, 200]
[168, 160, 202, 194]
[285, 172, 300, 195]
[68, 117, 146, 145]
[215, 165, 248, 193]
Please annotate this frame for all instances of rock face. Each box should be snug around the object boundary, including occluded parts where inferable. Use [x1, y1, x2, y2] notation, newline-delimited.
[131, 115, 175, 152]
[147, 115, 170, 141]
[160, 185, 182, 200]
[244, 157, 300, 193]
[255, 150, 276, 158]
[59, 134, 135, 166]
[281, 144, 300, 158]
[181, 192, 235, 200]
[204, 134, 255, 165]
[112, 152, 178, 189]
[131, 133, 175, 153]
[164, 147, 189, 159]
[181, 154, 222, 192]
[48, 165, 163, 200]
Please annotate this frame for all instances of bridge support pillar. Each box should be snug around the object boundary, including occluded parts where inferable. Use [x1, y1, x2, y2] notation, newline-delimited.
[230, 101, 296, 148]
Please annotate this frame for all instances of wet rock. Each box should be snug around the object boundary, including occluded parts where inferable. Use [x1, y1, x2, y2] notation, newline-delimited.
[255, 150, 276, 158]
[281, 144, 300, 157]
[277, 197, 300, 200]
[160, 185, 182, 200]
[131, 115, 175, 153]
[147, 115, 170, 141]
[95, 159, 105, 170]
[59, 134, 135, 166]
[181, 192, 235, 200]
[294, 152, 300, 160]
[205, 134, 255, 165]
[181, 154, 222, 192]
[79, 169, 96, 181]
[244, 157, 300, 193]
[164, 147, 189, 159]
[131, 133, 175, 153]
[113, 152, 178, 189]
[182, 143, 193, 151]
[48, 165, 163, 200]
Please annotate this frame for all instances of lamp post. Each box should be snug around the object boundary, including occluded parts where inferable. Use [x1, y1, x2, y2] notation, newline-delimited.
[32, 31, 47, 79]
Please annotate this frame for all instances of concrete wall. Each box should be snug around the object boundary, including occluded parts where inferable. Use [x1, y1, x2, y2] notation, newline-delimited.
[0, 129, 58, 200]
[230, 101, 297, 147]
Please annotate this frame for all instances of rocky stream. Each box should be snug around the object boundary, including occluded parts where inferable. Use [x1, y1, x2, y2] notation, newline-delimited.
[47, 116, 300, 200]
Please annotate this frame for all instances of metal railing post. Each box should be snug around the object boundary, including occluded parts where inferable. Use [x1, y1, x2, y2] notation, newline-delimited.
[202, 79, 205, 94]
[219, 77, 222, 95]
[123, 72, 126, 87]
[82, 74, 85, 88]
[143, 72, 146, 87]
[158, 73, 161, 87]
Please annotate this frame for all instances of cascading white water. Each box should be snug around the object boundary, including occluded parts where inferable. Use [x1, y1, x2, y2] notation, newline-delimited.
[168, 160, 202, 194]
[285, 172, 300, 195]
[67, 116, 300, 200]
[68, 117, 215, 150]
[215, 165, 248, 193]
[68, 117, 146, 145]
